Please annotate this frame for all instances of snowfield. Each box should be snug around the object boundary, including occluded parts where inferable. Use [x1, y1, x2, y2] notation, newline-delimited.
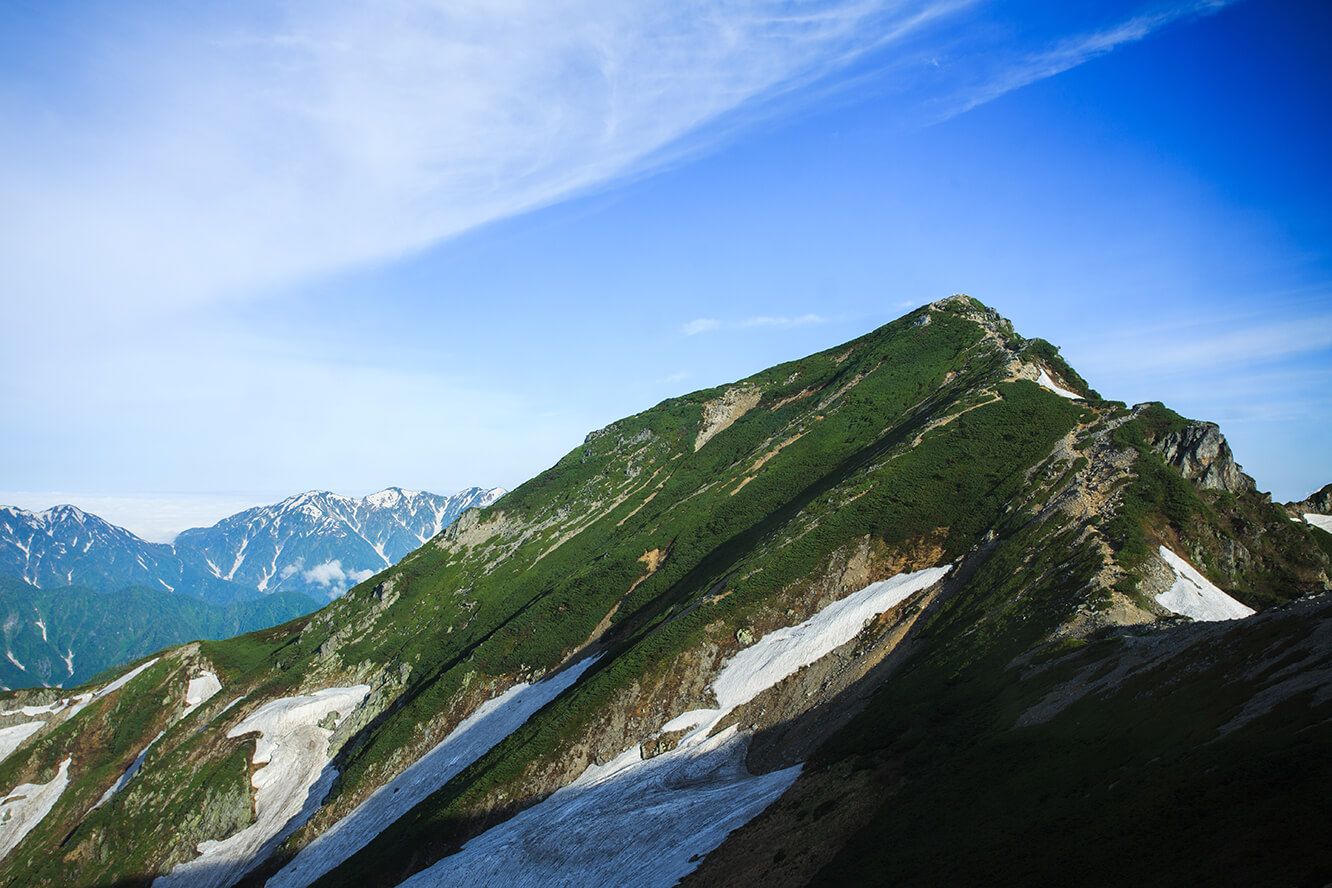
[1036, 368, 1081, 399]
[0, 657, 163, 754]
[0, 722, 44, 766]
[1156, 546, 1254, 622]
[154, 685, 369, 888]
[400, 565, 950, 888]
[182, 671, 222, 719]
[1304, 513, 1332, 534]
[0, 757, 70, 862]
[268, 656, 600, 888]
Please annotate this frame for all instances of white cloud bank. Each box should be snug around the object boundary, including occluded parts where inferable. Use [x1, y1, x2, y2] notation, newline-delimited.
[302, 560, 374, 591]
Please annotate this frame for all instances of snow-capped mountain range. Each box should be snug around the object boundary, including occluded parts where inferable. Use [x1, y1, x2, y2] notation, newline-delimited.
[0, 505, 227, 599]
[0, 487, 504, 604]
[175, 487, 505, 599]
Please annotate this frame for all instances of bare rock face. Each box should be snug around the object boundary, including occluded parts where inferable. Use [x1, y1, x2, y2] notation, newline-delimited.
[1288, 482, 1332, 516]
[1154, 421, 1256, 494]
[695, 386, 763, 452]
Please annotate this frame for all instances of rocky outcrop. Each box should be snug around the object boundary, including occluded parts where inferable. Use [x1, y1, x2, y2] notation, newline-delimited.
[1153, 421, 1255, 494]
[695, 387, 763, 452]
[1288, 482, 1332, 517]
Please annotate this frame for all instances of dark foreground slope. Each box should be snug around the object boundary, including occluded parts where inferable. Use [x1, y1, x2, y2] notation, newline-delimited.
[0, 296, 1327, 887]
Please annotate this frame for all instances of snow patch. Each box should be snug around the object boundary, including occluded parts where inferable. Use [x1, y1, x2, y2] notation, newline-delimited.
[0, 757, 70, 861]
[5, 652, 23, 672]
[33, 618, 46, 643]
[153, 685, 369, 888]
[94, 730, 166, 808]
[95, 658, 161, 698]
[1036, 368, 1081, 399]
[401, 566, 949, 888]
[0, 723, 44, 766]
[269, 657, 600, 888]
[183, 671, 223, 720]
[1303, 513, 1332, 534]
[99, 669, 222, 806]
[1155, 546, 1254, 622]
[363, 488, 406, 509]
[8, 701, 66, 718]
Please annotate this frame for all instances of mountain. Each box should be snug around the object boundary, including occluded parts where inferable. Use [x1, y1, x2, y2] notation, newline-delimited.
[0, 578, 321, 689]
[174, 487, 506, 600]
[0, 297, 1328, 887]
[1288, 482, 1332, 534]
[0, 487, 506, 606]
[0, 488, 503, 691]
[0, 505, 251, 603]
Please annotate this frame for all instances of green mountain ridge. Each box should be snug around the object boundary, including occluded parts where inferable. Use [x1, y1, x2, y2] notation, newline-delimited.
[0, 578, 323, 689]
[0, 296, 1328, 887]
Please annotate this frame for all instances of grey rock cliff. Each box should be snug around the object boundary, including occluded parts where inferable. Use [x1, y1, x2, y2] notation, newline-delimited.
[1153, 421, 1256, 494]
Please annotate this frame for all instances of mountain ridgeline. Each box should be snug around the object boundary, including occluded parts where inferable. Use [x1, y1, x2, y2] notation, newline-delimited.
[1, 297, 1328, 887]
[0, 487, 505, 604]
[0, 488, 503, 689]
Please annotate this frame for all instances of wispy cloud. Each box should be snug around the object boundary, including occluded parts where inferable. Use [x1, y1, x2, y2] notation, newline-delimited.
[1071, 313, 1332, 374]
[936, 0, 1235, 121]
[1, 0, 958, 330]
[1, 1, 1231, 332]
[682, 314, 826, 335]
[741, 314, 827, 328]
[682, 318, 724, 336]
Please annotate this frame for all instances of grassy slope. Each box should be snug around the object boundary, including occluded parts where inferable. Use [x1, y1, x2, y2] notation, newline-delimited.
[5, 299, 1015, 885]
[305, 301, 1092, 886]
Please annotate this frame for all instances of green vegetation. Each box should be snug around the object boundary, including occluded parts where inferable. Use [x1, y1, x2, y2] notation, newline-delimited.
[1103, 404, 1328, 605]
[1021, 338, 1101, 400]
[310, 302, 1090, 886]
[0, 578, 321, 688]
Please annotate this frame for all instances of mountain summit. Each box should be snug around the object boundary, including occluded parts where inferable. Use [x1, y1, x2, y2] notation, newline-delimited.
[0, 297, 1328, 887]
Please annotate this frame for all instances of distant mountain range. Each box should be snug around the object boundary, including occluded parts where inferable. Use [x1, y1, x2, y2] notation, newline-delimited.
[0, 487, 505, 604]
[0, 487, 504, 688]
[175, 487, 505, 599]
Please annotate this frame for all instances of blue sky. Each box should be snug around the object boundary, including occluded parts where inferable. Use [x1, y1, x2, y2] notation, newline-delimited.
[1, 0, 1328, 541]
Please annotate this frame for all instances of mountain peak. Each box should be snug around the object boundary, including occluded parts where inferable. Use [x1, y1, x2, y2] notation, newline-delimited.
[362, 487, 418, 508]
